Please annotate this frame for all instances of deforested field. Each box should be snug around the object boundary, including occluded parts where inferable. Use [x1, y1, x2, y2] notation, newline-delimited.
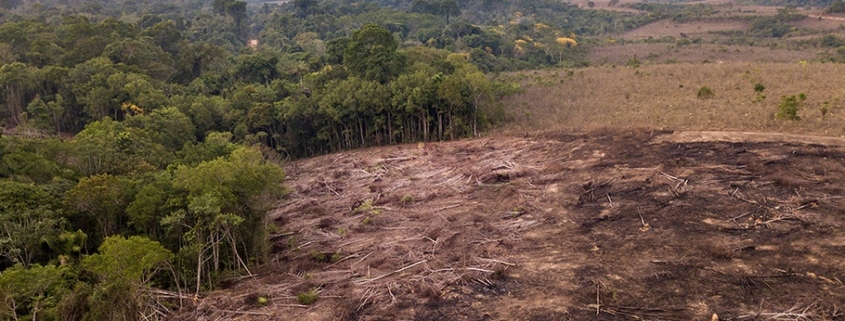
[183, 129, 845, 320]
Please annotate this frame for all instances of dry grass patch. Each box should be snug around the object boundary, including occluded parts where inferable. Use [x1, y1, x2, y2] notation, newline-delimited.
[500, 62, 845, 136]
[619, 19, 748, 40]
[588, 43, 819, 65]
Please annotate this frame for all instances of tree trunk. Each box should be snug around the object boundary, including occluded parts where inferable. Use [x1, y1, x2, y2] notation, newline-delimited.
[437, 113, 443, 141]
[6, 85, 21, 126]
[195, 237, 203, 294]
[421, 111, 429, 141]
[387, 111, 393, 144]
[358, 118, 365, 147]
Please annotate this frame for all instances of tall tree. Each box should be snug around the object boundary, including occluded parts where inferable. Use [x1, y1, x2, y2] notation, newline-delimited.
[83, 235, 172, 321]
[0, 181, 64, 268]
[0, 264, 65, 321]
[343, 24, 404, 84]
[165, 146, 284, 293]
[0, 62, 34, 127]
[63, 174, 135, 245]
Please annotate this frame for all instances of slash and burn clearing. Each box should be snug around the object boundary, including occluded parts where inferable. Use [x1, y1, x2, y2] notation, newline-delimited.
[184, 129, 845, 320]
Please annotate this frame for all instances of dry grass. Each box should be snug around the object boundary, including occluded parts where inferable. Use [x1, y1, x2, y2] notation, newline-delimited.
[619, 19, 748, 40]
[499, 62, 845, 136]
[589, 43, 819, 65]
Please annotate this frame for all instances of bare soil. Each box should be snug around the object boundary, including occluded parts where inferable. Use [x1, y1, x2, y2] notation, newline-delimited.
[180, 129, 845, 321]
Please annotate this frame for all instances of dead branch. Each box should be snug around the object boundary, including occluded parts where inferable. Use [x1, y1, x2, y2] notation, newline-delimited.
[466, 267, 495, 273]
[275, 304, 312, 308]
[321, 181, 341, 196]
[727, 211, 754, 222]
[357, 287, 379, 311]
[737, 301, 822, 320]
[637, 209, 647, 227]
[387, 283, 397, 304]
[218, 310, 274, 316]
[478, 257, 516, 267]
[354, 260, 428, 285]
[596, 281, 601, 316]
[350, 251, 373, 268]
[435, 204, 463, 212]
[660, 172, 689, 190]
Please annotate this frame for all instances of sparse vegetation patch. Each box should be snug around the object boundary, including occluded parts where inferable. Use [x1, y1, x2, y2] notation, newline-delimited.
[697, 86, 715, 99]
[777, 94, 805, 121]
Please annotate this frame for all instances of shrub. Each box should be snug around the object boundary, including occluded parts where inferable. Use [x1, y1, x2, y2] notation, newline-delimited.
[776, 95, 802, 120]
[627, 56, 640, 68]
[753, 83, 766, 103]
[697, 86, 715, 99]
[297, 288, 319, 305]
[400, 194, 414, 205]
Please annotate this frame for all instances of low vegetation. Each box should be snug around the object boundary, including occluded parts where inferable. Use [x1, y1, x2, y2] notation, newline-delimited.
[776, 93, 806, 120]
[500, 62, 845, 135]
[697, 86, 715, 99]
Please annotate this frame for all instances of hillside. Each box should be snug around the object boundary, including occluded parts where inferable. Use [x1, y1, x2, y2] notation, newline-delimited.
[182, 129, 845, 320]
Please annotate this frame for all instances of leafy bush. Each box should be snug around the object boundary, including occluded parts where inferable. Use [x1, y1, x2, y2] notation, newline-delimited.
[776, 95, 804, 120]
[697, 86, 715, 99]
[297, 288, 319, 305]
[753, 83, 766, 102]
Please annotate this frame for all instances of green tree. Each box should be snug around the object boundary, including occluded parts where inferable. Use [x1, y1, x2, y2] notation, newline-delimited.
[0, 264, 65, 321]
[464, 69, 492, 136]
[166, 146, 284, 293]
[439, 0, 461, 23]
[344, 24, 404, 83]
[177, 131, 236, 166]
[777, 94, 803, 121]
[828, 0, 845, 13]
[68, 57, 120, 121]
[141, 20, 183, 57]
[103, 38, 175, 81]
[125, 107, 197, 152]
[63, 174, 135, 244]
[235, 52, 280, 84]
[0, 181, 64, 267]
[71, 117, 169, 176]
[126, 172, 178, 237]
[25, 96, 54, 132]
[26, 35, 65, 68]
[0, 62, 35, 127]
[83, 235, 172, 321]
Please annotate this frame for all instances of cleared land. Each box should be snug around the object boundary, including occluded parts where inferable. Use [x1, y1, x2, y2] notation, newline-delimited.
[500, 62, 845, 136]
[179, 129, 845, 320]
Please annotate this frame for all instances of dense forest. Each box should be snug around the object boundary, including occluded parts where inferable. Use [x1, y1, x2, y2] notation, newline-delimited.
[0, 0, 691, 319]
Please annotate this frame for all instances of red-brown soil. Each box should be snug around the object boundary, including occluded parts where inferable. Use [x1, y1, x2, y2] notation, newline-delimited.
[180, 130, 845, 320]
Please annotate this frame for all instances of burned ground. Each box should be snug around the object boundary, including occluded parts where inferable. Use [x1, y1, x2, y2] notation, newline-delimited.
[182, 129, 845, 320]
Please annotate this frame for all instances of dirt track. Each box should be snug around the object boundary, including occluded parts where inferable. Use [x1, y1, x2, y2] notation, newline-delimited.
[182, 130, 845, 320]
